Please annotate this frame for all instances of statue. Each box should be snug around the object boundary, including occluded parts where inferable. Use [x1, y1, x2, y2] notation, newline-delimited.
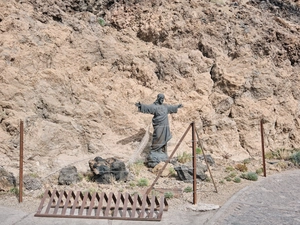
[135, 93, 183, 167]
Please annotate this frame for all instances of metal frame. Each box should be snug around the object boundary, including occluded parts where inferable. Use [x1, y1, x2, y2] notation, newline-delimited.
[35, 189, 168, 221]
[146, 122, 218, 204]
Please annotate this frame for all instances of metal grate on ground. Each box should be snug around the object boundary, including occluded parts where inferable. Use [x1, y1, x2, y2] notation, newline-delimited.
[35, 189, 168, 221]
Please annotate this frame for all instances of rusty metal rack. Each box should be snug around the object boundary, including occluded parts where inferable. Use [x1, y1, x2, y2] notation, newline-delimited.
[35, 189, 168, 221]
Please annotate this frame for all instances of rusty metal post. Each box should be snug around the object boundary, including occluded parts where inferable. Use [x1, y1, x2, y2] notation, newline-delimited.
[195, 129, 218, 193]
[19, 120, 24, 203]
[146, 124, 192, 195]
[191, 122, 197, 205]
[260, 119, 266, 177]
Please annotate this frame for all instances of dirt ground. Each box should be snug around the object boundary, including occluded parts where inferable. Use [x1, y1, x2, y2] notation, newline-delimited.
[0, 156, 295, 215]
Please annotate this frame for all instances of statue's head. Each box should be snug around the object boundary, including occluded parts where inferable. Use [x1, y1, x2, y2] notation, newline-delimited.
[155, 93, 165, 105]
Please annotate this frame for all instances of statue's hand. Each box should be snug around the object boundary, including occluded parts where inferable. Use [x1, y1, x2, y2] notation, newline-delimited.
[135, 102, 141, 107]
[178, 104, 183, 108]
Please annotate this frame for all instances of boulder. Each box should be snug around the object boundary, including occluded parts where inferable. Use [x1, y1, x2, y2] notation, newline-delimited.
[175, 161, 208, 182]
[58, 166, 80, 185]
[0, 167, 16, 192]
[174, 165, 193, 183]
[89, 157, 128, 184]
[24, 176, 42, 190]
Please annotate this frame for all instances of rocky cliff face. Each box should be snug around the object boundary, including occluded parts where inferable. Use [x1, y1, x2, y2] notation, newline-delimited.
[1, 0, 300, 177]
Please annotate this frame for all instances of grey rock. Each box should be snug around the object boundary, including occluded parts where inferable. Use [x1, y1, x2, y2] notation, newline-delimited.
[89, 157, 129, 184]
[0, 167, 16, 191]
[58, 166, 80, 185]
[23, 176, 42, 190]
[174, 165, 193, 183]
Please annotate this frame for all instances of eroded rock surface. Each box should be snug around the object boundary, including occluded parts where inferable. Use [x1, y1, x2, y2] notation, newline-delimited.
[0, 0, 299, 179]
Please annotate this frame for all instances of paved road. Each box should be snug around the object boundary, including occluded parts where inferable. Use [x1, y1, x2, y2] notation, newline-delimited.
[207, 169, 300, 225]
[1, 169, 299, 225]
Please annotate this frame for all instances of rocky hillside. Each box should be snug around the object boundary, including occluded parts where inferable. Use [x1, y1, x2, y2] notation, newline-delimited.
[1, 0, 300, 178]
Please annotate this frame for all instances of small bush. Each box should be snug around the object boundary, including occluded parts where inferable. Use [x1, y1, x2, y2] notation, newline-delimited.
[225, 166, 234, 172]
[169, 167, 176, 177]
[183, 186, 193, 193]
[10, 187, 19, 196]
[129, 160, 144, 176]
[137, 178, 149, 187]
[256, 168, 263, 175]
[129, 182, 136, 188]
[266, 149, 293, 160]
[83, 171, 94, 182]
[196, 148, 202, 154]
[290, 151, 300, 165]
[177, 152, 192, 164]
[225, 177, 232, 182]
[241, 172, 258, 181]
[229, 172, 237, 178]
[265, 151, 274, 160]
[98, 17, 106, 26]
[164, 192, 174, 199]
[151, 190, 159, 197]
[29, 173, 39, 178]
[219, 180, 225, 184]
[78, 173, 84, 182]
[233, 177, 241, 183]
[235, 163, 248, 172]
[243, 158, 251, 164]
[205, 177, 211, 182]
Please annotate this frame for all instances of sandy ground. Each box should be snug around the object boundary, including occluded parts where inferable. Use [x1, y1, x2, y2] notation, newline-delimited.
[0, 157, 293, 217]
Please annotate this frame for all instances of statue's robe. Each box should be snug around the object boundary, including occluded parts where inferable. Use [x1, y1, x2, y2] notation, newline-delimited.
[138, 103, 179, 151]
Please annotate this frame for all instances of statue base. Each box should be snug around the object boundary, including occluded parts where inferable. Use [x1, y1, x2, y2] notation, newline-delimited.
[147, 150, 168, 168]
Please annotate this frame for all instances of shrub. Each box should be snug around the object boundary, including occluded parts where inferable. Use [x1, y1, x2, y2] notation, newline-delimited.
[98, 17, 106, 26]
[290, 151, 300, 165]
[265, 151, 274, 160]
[225, 177, 232, 182]
[83, 171, 94, 182]
[78, 173, 84, 182]
[129, 182, 136, 188]
[233, 177, 241, 183]
[243, 158, 251, 164]
[235, 163, 248, 172]
[169, 167, 176, 177]
[196, 148, 202, 154]
[183, 186, 193, 193]
[137, 178, 149, 187]
[229, 172, 237, 178]
[10, 187, 19, 196]
[164, 192, 174, 199]
[225, 166, 234, 172]
[256, 168, 263, 175]
[266, 149, 293, 160]
[177, 152, 192, 164]
[219, 180, 225, 184]
[129, 160, 144, 176]
[205, 177, 211, 182]
[241, 172, 258, 181]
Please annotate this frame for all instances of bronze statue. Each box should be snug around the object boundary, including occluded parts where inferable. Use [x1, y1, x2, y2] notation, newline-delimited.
[135, 93, 183, 167]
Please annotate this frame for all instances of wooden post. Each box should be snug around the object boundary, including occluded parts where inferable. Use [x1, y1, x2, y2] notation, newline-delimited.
[192, 122, 197, 205]
[260, 119, 266, 177]
[19, 120, 24, 203]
